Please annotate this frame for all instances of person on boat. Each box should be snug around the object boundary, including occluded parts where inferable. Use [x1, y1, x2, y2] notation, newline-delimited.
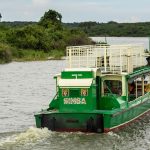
[128, 82, 135, 94]
[128, 82, 136, 101]
[145, 84, 150, 92]
[104, 80, 122, 95]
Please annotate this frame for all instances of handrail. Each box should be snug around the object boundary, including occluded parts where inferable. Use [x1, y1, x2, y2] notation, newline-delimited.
[52, 91, 59, 101]
[66, 44, 147, 74]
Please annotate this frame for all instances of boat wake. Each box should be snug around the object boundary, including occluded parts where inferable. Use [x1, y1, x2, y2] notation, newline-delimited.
[0, 127, 52, 150]
[0, 123, 150, 150]
[0, 127, 89, 150]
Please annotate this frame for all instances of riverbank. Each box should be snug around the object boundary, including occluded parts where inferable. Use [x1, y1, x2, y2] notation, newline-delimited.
[0, 44, 65, 64]
[13, 49, 65, 61]
[0, 10, 93, 64]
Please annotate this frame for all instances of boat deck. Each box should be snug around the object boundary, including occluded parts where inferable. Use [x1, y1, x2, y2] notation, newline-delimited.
[66, 44, 147, 74]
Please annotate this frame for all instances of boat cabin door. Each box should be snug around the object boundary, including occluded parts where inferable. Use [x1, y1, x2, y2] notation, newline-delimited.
[96, 76, 101, 109]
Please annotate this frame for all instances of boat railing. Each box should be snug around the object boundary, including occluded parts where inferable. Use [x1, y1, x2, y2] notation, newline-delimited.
[66, 44, 147, 74]
[52, 91, 59, 101]
[128, 92, 150, 107]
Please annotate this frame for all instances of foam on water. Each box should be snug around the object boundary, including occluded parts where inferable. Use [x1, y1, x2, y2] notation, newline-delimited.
[107, 131, 120, 139]
[0, 127, 52, 149]
[0, 125, 150, 150]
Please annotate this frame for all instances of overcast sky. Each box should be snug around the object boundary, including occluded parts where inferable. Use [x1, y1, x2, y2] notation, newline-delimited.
[0, 0, 150, 23]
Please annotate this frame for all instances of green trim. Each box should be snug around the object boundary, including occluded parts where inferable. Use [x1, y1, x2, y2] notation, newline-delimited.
[126, 66, 150, 79]
[104, 98, 150, 128]
[61, 71, 94, 79]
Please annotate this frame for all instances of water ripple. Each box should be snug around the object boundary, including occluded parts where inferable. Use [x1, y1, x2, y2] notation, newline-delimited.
[0, 60, 150, 150]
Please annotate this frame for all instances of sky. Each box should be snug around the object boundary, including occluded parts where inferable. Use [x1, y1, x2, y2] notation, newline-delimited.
[0, 0, 150, 23]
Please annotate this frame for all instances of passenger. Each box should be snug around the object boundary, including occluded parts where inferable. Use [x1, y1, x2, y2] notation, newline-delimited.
[145, 84, 150, 92]
[128, 82, 135, 94]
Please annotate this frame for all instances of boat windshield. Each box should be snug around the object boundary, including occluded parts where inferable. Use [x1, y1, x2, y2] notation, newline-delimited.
[104, 80, 122, 96]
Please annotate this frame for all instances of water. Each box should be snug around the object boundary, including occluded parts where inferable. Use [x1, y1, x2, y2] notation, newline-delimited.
[0, 38, 150, 149]
[91, 37, 149, 50]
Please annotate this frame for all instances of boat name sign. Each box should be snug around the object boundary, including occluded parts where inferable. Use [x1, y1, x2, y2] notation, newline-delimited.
[64, 98, 86, 104]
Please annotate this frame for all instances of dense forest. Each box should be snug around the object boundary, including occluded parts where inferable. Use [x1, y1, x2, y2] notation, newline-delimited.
[64, 21, 150, 37]
[2, 21, 150, 37]
[1, 10, 150, 64]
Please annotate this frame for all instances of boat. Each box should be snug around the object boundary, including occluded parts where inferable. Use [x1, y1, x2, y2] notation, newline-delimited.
[34, 44, 150, 133]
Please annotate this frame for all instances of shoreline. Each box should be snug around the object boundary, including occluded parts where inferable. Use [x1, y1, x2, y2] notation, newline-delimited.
[0, 56, 66, 64]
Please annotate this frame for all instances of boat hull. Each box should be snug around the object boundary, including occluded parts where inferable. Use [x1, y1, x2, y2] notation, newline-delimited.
[35, 112, 104, 133]
[35, 98, 150, 133]
[104, 99, 150, 132]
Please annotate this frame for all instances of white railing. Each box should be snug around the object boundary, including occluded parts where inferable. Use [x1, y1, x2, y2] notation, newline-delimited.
[66, 44, 147, 74]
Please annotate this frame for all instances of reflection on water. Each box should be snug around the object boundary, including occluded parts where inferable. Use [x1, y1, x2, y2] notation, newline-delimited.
[0, 60, 150, 150]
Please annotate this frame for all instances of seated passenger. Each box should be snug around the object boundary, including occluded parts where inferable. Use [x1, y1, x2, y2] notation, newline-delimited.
[145, 84, 150, 92]
[128, 82, 135, 94]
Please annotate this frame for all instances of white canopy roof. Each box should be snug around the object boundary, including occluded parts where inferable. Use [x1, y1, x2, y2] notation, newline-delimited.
[58, 78, 93, 87]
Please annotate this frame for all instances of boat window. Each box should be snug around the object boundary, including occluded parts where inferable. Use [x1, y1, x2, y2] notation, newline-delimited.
[103, 80, 122, 95]
[128, 81, 136, 101]
[128, 74, 150, 101]
[144, 74, 150, 93]
[145, 83, 150, 93]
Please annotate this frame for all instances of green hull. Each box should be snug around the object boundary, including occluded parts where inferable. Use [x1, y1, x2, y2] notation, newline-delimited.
[35, 112, 103, 132]
[35, 98, 150, 133]
[103, 98, 150, 132]
[35, 63, 150, 133]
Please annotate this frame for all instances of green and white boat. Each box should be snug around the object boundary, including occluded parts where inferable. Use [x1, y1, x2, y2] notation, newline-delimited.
[35, 44, 150, 133]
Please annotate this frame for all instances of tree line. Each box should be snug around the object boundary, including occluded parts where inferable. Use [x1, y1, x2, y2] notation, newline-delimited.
[3, 20, 150, 37]
[64, 21, 150, 37]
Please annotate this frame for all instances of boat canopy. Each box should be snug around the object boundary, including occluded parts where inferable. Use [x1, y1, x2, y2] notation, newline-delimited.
[66, 44, 147, 74]
[58, 78, 93, 87]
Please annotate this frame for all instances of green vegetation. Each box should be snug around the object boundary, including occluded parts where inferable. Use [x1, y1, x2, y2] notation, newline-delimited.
[64, 21, 150, 37]
[0, 43, 12, 63]
[0, 10, 92, 64]
[1, 10, 150, 64]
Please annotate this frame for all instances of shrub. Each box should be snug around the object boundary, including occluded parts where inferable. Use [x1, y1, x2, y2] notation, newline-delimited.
[0, 43, 12, 63]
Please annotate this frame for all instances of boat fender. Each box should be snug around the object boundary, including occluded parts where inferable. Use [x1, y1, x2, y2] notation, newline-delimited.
[52, 117, 56, 131]
[86, 117, 96, 132]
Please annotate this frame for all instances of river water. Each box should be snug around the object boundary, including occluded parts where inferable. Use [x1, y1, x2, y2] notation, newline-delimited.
[0, 38, 150, 150]
[91, 37, 150, 50]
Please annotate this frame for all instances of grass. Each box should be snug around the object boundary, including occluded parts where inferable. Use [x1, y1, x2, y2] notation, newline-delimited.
[0, 43, 12, 64]
[0, 43, 65, 64]
[12, 48, 65, 62]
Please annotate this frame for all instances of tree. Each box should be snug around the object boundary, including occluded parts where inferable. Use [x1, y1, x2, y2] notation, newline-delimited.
[0, 13, 2, 22]
[0, 43, 12, 63]
[39, 9, 62, 29]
